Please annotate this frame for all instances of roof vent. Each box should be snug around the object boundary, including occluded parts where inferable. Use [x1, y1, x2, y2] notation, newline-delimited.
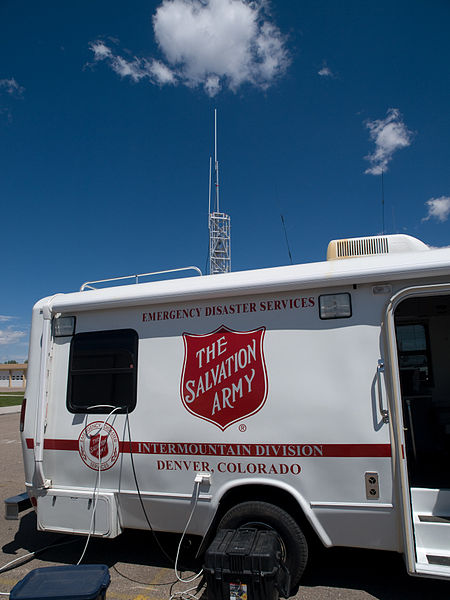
[327, 234, 429, 261]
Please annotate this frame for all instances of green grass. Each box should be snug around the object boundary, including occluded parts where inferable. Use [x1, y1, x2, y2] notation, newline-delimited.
[0, 393, 24, 407]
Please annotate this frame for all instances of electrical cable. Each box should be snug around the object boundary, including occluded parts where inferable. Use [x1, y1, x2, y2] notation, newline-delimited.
[169, 576, 205, 600]
[77, 406, 123, 565]
[125, 411, 176, 567]
[111, 565, 178, 587]
[0, 405, 120, 579]
[169, 583, 202, 600]
[0, 538, 83, 600]
[67, 405, 205, 593]
[0, 538, 82, 575]
[126, 410, 206, 591]
[1, 403, 207, 596]
[280, 214, 293, 265]
[173, 481, 203, 584]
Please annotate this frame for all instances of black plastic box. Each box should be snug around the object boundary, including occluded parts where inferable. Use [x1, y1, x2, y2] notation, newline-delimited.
[9, 565, 110, 600]
[204, 529, 290, 600]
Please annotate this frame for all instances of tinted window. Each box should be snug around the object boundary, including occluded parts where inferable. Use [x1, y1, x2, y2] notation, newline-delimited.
[67, 329, 138, 414]
[396, 323, 432, 395]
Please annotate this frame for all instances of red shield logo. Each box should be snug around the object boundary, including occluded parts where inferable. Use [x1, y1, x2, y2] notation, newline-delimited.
[181, 326, 267, 430]
[89, 433, 109, 460]
[78, 422, 120, 471]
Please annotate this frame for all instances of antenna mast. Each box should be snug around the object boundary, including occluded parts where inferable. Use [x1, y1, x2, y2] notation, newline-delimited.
[208, 109, 231, 274]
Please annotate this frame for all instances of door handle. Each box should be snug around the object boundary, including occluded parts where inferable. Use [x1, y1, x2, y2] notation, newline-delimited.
[377, 360, 389, 424]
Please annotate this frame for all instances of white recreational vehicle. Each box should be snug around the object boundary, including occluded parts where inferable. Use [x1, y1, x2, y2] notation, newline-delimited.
[19, 234, 450, 588]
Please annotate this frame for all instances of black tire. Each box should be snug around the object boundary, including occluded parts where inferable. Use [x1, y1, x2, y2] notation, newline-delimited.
[217, 501, 308, 592]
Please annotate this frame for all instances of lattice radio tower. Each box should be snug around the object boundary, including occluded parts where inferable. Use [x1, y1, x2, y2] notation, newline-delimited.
[208, 109, 231, 274]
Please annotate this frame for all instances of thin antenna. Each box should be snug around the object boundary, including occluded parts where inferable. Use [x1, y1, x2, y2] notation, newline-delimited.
[214, 108, 220, 213]
[214, 109, 217, 163]
[280, 214, 293, 265]
[208, 156, 212, 216]
[381, 169, 385, 234]
[208, 109, 231, 275]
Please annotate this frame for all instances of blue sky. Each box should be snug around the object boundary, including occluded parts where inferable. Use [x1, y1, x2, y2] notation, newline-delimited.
[1, 0, 449, 361]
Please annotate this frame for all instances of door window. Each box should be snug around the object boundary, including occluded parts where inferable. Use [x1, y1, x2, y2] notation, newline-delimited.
[395, 323, 432, 395]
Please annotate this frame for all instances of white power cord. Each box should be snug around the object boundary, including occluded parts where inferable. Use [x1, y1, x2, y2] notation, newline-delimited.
[76, 408, 207, 600]
[0, 552, 35, 573]
[77, 406, 123, 565]
[169, 584, 201, 600]
[174, 481, 202, 583]
[0, 406, 122, 597]
[170, 477, 207, 600]
[1, 410, 207, 600]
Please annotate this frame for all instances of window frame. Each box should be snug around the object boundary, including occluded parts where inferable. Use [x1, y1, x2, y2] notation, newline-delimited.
[318, 292, 352, 320]
[66, 328, 138, 414]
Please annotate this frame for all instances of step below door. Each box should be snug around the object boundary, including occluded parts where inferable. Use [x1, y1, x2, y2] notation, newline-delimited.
[411, 488, 450, 576]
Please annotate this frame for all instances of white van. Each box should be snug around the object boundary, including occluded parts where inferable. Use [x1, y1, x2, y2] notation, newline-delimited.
[20, 233, 450, 588]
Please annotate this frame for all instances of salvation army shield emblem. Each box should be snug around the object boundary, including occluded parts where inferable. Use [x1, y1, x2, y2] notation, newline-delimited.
[181, 325, 267, 430]
[78, 422, 120, 471]
[89, 433, 109, 460]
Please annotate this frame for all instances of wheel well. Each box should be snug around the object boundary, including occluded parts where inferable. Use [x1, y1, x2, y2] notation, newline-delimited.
[198, 483, 319, 555]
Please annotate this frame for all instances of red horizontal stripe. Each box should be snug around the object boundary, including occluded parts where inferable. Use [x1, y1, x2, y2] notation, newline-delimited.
[44, 439, 78, 451]
[119, 442, 391, 458]
[25, 439, 78, 450]
[26, 439, 391, 458]
[324, 444, 391, 457]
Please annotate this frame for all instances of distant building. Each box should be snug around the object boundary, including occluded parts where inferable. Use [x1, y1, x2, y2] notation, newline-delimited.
[0, 364, 27, 391]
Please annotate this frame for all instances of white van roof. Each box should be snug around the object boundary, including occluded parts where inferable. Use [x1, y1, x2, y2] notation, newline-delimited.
[41, 235, 450, 314]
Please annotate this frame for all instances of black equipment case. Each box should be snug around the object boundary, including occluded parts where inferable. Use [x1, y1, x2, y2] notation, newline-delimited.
[204, 529, 290, 600]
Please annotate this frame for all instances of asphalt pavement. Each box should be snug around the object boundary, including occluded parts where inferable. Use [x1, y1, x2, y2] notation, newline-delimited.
[1, 412, 449, 600]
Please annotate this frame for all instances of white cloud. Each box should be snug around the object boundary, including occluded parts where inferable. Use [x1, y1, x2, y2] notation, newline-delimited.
[0, 328, 26, 346]
[205, 74, 221, 96]
[89, 41, 112, 60]
[89, 41, 176, 85]
[111, 56, 146, 82]
[146, 59, 176, 84]
[0, 78, 24, 121]
[88, 0, 289, 97]
[318, 62, 333, 77]
[0, 316, 16, 322]
[423, 196, 450, 223]
[318, 66, 332, 77]
[0, 78, 24, 97]
[364, 108, 413, 175]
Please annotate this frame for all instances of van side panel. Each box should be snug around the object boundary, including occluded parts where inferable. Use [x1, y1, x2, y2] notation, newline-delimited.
[25, 284, 402, 550]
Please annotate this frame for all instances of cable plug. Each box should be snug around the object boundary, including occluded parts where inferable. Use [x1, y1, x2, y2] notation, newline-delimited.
[194, 472, 211, 484]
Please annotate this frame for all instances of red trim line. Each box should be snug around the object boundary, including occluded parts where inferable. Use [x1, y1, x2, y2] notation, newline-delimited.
[26, 439, 391, 458]
[118, 442, 392, 458]
[44, 439, 78, 451]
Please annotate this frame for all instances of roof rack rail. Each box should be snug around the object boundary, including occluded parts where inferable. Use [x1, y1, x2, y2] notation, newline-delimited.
[80, 266, 203, 291]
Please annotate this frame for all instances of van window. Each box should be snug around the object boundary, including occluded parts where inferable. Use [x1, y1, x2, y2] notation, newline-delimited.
[67, 329, 138, 414]
[395, 323, 432, 395]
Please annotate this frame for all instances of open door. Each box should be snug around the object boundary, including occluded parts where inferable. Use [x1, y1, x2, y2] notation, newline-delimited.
[389, 288, 450, 577]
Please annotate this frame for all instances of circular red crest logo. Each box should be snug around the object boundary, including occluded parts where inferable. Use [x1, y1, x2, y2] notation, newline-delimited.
[78, 421, 120, 471]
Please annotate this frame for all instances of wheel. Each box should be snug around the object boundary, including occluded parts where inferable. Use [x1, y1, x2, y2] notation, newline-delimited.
[217, 501, 308, 592]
